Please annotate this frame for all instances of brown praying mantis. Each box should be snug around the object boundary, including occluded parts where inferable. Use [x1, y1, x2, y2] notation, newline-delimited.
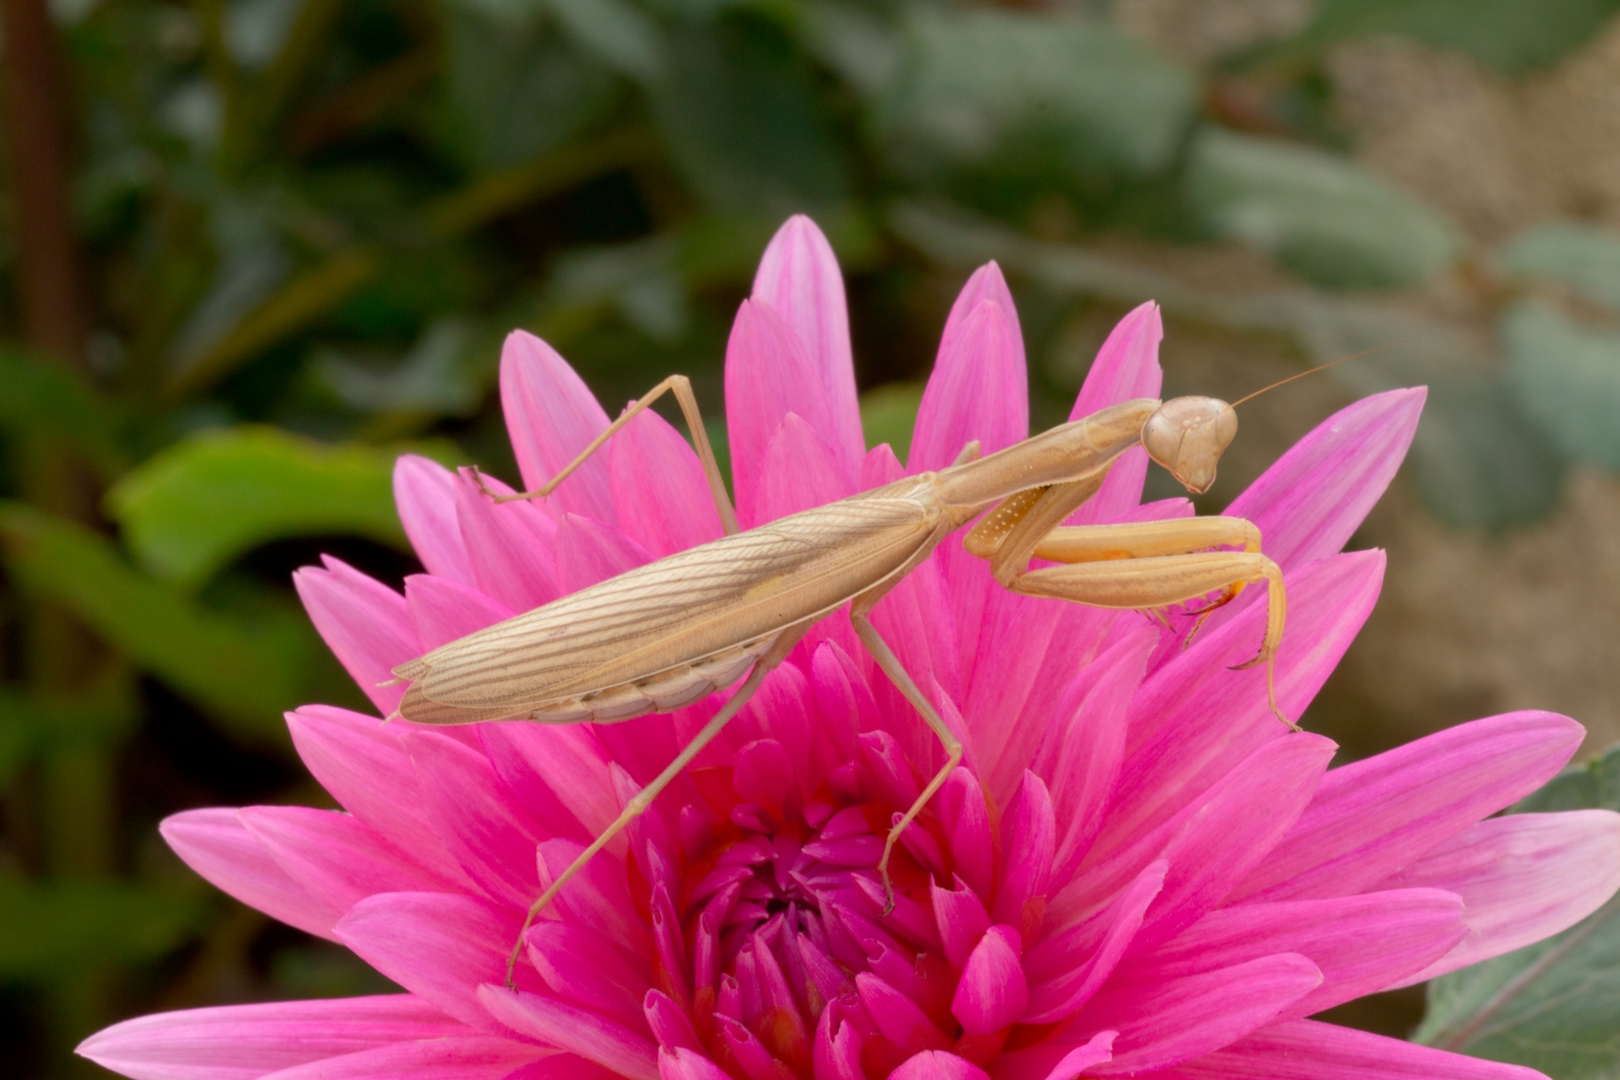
[392, 371, 1304, 986]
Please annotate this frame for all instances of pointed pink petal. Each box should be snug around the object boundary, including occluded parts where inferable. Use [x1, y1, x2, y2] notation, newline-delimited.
[1033, 1033, 1117, 1080]
[1169, 1018, 1549, 1080]
[293, 558, 418, 714]
[478, 986, 660, 1080]
[452, 469, 560, 612]
[607, 408, 725, 558]
[336, 892, 531, 1029]
[1128, 888, 1466, 1019]
[404, 573, 515, 651]
[891, 1050, 992, 1080]
[992, 772, 1056, 935]
[537, 840, 655, 961]
[932, 877, 991, 970]
[1084, 954, 1322, 1075]
[555, 513, 656, 594]
[500, 330, 617, 524]
[1087, 550, 1383, 871]
[909, 295, 1027, 473]
[480, 723, 616, 841]
[401, 728, 549, 908]
[285, 706, 467, 889]
[951, 925, 1028, 1034]
[752, 215, 864, 479]
[725, 300, 853, 526]
[527, 921, 650, 1029]
[941, 768, 994, 901]
[660, 1047, 732, 1080]
[160, 809, 339, 940]
[1067, 301, 1164, 527]
[1231, 711, 1585, 904]
[394, 455, 475, 586]
[940, 262, 1023, 353]
[258, 1036, 543, 1080]
[1381, 809, 1620, 985]
[238, 805, 459, 915]
[753, 412, 850, 525]
[1224, 388, 1426, 569]
[1025, 861, 1167, 1024]
[75, 995, 462, 1080]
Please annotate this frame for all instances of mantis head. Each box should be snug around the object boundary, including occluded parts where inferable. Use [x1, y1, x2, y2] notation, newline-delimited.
[1142, 396, 1237, 495]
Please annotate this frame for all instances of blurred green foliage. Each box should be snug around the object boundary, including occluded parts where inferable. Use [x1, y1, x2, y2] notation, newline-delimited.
[3, 0, 1620, 1077]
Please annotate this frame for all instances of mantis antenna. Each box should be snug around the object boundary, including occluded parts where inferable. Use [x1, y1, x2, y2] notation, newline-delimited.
[1225, 338, 1420, 412]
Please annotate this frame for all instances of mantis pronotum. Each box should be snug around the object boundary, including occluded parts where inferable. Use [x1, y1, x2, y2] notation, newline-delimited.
[393, 373, 1293, 985]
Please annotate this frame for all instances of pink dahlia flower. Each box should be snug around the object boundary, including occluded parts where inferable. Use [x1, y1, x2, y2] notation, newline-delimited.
[82, 216, 1620, 1080]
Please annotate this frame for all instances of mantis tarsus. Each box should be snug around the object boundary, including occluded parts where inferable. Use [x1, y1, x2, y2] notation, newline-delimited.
[392, 373, 1291, 986]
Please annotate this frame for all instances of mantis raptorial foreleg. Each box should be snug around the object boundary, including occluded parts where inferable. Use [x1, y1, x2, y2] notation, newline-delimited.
[480, 374, 740, 536]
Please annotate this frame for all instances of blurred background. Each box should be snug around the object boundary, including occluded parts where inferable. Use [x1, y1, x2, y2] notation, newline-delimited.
[3, 0, 1620, 1075]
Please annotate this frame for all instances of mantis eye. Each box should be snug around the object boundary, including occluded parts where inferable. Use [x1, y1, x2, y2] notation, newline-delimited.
[1142, 396, 1238, 494]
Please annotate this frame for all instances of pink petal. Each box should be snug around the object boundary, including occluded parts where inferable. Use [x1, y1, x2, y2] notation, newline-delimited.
[660, 1047, 733, 1080]
[555, 513, 656, 593]
[909, 293, 1027, 474]
[293, 557, 418, 714]
[500, 331, 617, 524]
[527, 921, 650, 1029]
[1083, 954, 1322, 1075]
[939, 262, 1023, 359]
[257, 1036, 542, 1080]
[1166, 1018, 1549, 1080]
[160, 809, 340, 940]
[751, 215, 864, 480]
[1089, 550, 1383, 871]
[854, 973, 950, 1056]
[1066, 301, 1164, 527]
[404, 573, 515, 651]
[752, 413, 849, 525]
[1381, 809, 1620, 984]
[394, 454, 475, 586]
[1033, 1033, 1117, 1080]
[891, 1050, 992, 1080]
[932, 877, 991, 970]
[941, 768, 995, 901]
[336, 892, 529, 1029]
[480, 723, 617, 841]
[285, 706, 466, 888]
[951, 925, 1028, 1034]
[1025, 861, 1167, 1024]
[1126, 888, 1466, 1019]
[725, 299, 854, 526]
[607, 407, 725, 558]
[1224, 388, 1426, 570]
[452, 468, 561, 612]
[75, 995, 462, 1080]
[478, 986, 660, 1080]
[1230, 711, 1585, 904]
[992, 772, 1056, 936]
[238, 805, 459, 914]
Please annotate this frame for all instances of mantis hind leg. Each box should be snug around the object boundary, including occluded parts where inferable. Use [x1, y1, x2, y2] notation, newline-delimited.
[479, 373, 740, 535]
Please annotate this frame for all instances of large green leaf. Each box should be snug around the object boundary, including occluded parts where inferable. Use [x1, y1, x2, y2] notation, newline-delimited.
[0, 877, 208, 979]
[1415, 742, 1620, 1078]
[877, 9, 1194, 181]
[1498, 222, 1620, 314]
[1501, 300, 1620, 470]
[1295, 0, 1620, 75]
[1186, 129, 1462, 290]
[107, 426, 409, 587]
[0, 503, 321, 743]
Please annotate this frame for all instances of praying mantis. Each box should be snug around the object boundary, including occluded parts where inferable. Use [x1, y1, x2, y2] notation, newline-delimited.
[392, 373, 1291, 985]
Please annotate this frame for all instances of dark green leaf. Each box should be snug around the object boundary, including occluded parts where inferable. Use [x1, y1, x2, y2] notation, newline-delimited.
[1415, 742, 1620, 1078]
[1408, 374, 1567, 529]
[859, 382, 923, 462]
[1502, 300, 1620, 469]
[1295, 0, 1620, 75]
[0, 877, 208, 979]
[0, 677, 139, 785]
[1186, 129, 1461, 289]
[0, 348, 128, 476]
[1498, 222, 1620, 314]
[106, 426, 409, 587]
[876, 9, 1195, 182]
[545, 0, 664, 81]
[0, 503, 320, 743]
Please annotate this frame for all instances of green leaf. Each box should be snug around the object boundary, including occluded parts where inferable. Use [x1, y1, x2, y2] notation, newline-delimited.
[107, 426, 409, 587]
[1186, 129, 1462, 289]
[544, 0, 665, 82]
[1408, 375, 1567, 529]
[1501, 300, 1620, 470]
[1295, 0, 1620, 75]
[1499, 221, 1620, 314]
[0, 503, 321, 743]
[877, 10, 1195, 181]
[1415, 742, 1620, 1078]
[0, 677, 139, 785]
[0, 877, 208, 979]
[860, 382, 924, 462]
[0, 348, 128, 476]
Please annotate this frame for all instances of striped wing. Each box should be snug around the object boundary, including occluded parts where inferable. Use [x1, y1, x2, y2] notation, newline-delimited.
[395, 483, 940, 714]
